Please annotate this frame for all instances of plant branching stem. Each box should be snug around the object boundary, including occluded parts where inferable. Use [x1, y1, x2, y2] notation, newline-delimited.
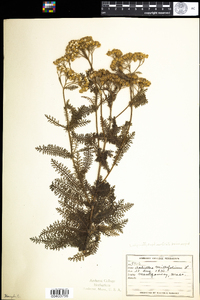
[57, 51, 147, 253]
[62, 87, 91, 205]
[95, 92, 99, 148]
[101, 89, 133, 184]
[115, 103, 130, 119]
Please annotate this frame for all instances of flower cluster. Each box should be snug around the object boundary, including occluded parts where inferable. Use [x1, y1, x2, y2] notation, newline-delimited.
[107, 49, 149, 72]
[53, 57, 89, 93]
[53, 39, 151, 95]
[106, 49, 123, 58]
[78, 75, 90, 93]
[64, 36, 101, 62]
[53, 36, 100, 67]
[132, 52, 149, 61]
[90, 69, 151, 92]
[53, 56, 69, 74]
[90, 69, 130, 90]
[137, 77, 151, 88]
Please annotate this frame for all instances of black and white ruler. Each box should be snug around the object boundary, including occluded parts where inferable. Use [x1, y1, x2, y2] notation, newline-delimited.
[101, 2, 199, 16]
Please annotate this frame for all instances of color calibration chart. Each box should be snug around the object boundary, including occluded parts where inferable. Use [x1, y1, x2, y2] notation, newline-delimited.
[42, 1, 56, 13]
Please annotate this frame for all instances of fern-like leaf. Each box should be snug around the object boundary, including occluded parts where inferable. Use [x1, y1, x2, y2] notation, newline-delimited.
[130, 89, 148, 108]
[45, 115, 66, 128]
[82, 147, 93, 175]
[113, 131, 135, 166]
[36, 145, 72, 159]
[50, 160, 88, 200]
[65, 103, 94, 130]
[51, 159, 76, 183]
[68, 252, 86, 262]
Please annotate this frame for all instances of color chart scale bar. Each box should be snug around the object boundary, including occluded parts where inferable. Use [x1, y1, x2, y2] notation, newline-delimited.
[102, 2, 171, 7]
[101, 2, 173, 15]
[101, 2, 199, 16]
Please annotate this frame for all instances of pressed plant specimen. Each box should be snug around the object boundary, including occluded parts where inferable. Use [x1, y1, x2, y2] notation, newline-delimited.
[30, 36, 151, 261]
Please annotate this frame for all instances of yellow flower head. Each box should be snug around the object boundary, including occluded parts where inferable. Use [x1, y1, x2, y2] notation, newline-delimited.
[90, 69, 131, 90]
[107, 50, 149, 72]
[106, 49, 123, 58]
[137, 77, 151, 88]
[132, 52, 149, 62]
[65, 36, 101, 63]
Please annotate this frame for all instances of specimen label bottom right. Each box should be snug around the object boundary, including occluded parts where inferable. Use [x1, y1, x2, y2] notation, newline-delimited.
[126, 255, 193, 297]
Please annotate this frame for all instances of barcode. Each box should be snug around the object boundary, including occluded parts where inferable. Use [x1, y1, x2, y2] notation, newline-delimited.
[46, 288, 73, 299]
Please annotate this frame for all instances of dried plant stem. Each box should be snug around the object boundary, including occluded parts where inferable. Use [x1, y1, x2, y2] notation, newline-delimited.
[62, 87, 91, 205]
[115, 103, 129, 119]
[102, 89, 133, 184]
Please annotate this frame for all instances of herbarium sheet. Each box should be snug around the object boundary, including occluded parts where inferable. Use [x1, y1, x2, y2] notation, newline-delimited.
[3, 18, 199, 300]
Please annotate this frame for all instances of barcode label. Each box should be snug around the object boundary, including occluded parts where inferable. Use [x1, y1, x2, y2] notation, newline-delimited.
[45, 288, 73, 298]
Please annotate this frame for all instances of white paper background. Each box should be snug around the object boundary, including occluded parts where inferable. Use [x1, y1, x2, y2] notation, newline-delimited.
[3, 18, 199, 300]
